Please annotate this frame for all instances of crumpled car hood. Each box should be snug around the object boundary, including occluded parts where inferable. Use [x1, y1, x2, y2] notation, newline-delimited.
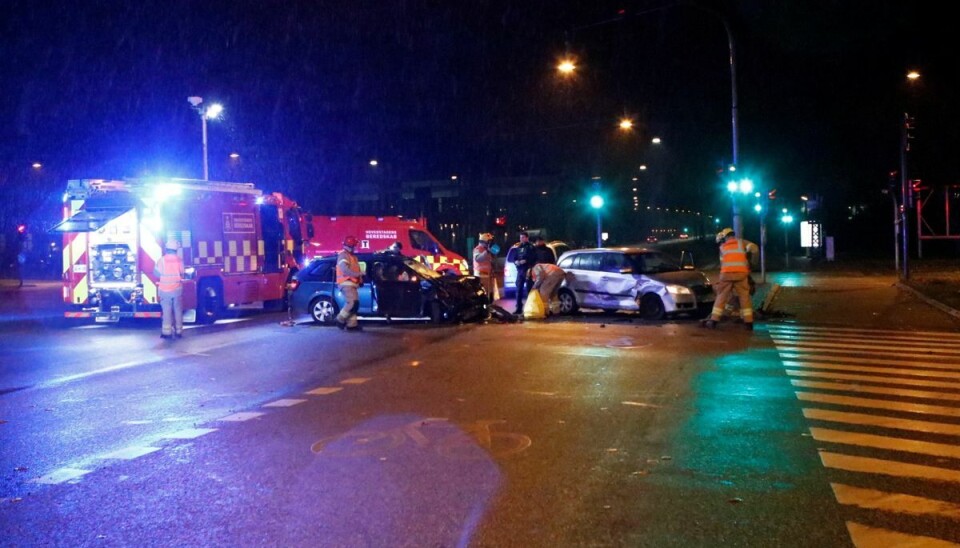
[646, 269, 709, 287]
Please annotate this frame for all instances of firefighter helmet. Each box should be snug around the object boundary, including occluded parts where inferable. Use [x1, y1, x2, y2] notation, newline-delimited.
[343, 236, 359, 249]
[165, 239, 181, 251]
[716, 228, 734, 243]
[479, 232, 493, 242]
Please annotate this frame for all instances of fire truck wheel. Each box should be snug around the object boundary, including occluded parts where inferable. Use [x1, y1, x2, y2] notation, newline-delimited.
[310, 296, 339, 325]
[197, 281, 223, 324]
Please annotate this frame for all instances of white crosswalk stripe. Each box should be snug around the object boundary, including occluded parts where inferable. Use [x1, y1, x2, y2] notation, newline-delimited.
[769, 324, 960, 546]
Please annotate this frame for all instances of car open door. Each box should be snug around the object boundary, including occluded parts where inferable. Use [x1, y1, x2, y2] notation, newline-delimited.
[371, 260, 423, 318]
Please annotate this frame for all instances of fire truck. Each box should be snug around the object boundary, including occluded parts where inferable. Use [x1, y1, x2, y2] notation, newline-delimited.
[54, 178, 303, 323]
[299, 215, 468, 275]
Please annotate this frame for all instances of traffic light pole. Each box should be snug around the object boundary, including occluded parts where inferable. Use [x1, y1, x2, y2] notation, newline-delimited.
[899, 112, 911, 280]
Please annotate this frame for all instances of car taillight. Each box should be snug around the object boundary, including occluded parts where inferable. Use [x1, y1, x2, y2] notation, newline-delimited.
[286, 280, 300, 291]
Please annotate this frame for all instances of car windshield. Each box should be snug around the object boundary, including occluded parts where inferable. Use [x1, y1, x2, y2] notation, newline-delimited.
[627, 252, 682, 274]
[404, 257, 442, 279]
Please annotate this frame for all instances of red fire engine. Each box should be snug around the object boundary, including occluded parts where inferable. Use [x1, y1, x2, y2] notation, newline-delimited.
[299, 215, 468, 275]
[54, 178, 302, 323]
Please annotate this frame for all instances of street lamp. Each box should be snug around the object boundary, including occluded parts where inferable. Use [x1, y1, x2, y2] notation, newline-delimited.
[187, 96, 224, 181]
[899, 70, 921, 280]
[590, 194, 604, 248]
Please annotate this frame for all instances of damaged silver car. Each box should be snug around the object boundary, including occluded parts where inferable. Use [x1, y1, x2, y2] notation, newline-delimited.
[555, 247, 715, 320]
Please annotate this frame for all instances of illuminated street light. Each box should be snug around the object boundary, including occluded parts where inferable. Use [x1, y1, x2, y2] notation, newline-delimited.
[451, 175, 458, 180]
[754, 204, 762, 213]
[619, 118, 634, 130]
[651, 137, 662, 144]
[187, 96, 224, 180]
[229, 152, 240, 159]
[31, 162, 42, 169]
[907, 70, 921, 80]
[639, 164, 647, 171]
[369, 159, 378, 166]
[557, 59, 577, 74]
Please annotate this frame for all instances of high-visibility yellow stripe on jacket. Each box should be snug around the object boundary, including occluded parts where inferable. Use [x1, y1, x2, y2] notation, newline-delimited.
[156, 253, 184, 292]
[720, 239, 751, 274]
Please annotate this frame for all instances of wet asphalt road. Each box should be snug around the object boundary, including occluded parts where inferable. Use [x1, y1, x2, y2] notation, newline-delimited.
[2, 274, 960, 546]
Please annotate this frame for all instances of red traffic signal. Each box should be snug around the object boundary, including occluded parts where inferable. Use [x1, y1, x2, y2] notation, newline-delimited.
[494, 216, 507, 226]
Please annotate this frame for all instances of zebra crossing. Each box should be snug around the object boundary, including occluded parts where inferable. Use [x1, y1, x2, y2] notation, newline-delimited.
[768, 323, 960, 547]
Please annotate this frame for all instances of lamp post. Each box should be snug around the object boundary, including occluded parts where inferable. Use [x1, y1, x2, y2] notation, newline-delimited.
[898, 70, 920, 280]
[187, 96, 223, 181]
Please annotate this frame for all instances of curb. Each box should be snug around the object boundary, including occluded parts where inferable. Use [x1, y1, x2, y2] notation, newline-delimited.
[896, 282, 960, 321]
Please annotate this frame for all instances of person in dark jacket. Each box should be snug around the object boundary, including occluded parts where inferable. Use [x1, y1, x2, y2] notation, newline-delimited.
[532, 236, 555, 265]
[513, 232, 536, 313]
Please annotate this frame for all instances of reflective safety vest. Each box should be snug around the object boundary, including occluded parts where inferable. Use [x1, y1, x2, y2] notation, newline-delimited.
[473, 244, 492, 276]
[156, 253, 184, 292]
[720, 238, 751, 274]
[531, 262, 562, 284]
[336, 251, 362, 286]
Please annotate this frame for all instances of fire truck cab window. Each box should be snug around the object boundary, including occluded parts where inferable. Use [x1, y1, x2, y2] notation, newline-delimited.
[409, 230, 440, 254]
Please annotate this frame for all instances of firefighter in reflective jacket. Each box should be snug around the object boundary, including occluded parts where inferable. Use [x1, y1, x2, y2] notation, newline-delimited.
[703, 228, 758, 331]
[154, 239, 185, 339]
[336, 236, 363, 330]
[473, 233, 495, 299]
[530, 262, 565, 315]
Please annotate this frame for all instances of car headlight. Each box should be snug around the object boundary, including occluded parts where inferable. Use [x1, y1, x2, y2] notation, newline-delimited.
[666, 284, 691, 295]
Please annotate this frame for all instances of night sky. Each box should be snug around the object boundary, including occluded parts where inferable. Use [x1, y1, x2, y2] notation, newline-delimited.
[1, 1, 956, 248]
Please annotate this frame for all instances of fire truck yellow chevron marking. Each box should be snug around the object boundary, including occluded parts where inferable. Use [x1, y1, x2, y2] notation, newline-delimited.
[74, 272, 89, 304]
[143, 275, 157, 303]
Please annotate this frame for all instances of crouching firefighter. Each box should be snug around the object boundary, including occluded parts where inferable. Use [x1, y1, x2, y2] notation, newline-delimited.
[703, 228, 759, 331]
[530, 262, 565, 315]
[336, 236, 363, 331]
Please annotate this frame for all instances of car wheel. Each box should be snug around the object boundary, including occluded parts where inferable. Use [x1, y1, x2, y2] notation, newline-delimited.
[638, 293, 665, 320]
[557, 289, 578, 315]
[310, 296, 338, 325]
